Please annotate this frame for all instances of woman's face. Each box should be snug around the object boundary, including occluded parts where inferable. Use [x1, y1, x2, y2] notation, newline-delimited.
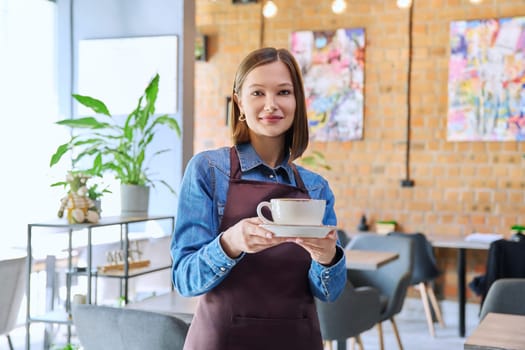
[235, 60, 296, 141]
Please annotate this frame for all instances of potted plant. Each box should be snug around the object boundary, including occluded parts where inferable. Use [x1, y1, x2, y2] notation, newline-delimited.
[52, 171, 101, 224]
[50, 73, 181, 217]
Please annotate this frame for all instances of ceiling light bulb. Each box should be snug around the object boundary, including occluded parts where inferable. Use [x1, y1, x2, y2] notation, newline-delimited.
[469, 0, 482, 3]
[396, 0, 412, 8]
[262, 1, 278, 18]
[331, 0, 347, 14]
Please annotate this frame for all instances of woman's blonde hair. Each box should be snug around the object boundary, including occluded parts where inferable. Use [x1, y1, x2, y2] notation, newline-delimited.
[230, 47, 309, 162]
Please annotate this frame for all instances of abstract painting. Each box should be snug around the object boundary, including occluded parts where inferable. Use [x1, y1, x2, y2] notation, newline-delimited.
[290, 28, 365, 141]
[447, 16, 525, 141]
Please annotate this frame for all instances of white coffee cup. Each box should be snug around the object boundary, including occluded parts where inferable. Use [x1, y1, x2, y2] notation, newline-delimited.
[256, 198, 326, 226]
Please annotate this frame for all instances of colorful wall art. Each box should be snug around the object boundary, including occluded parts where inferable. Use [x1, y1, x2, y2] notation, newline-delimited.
[447, 16, 525, 141]
[290, 28, 365, 141]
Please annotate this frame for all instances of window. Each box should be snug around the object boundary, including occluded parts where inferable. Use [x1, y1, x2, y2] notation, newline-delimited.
[0, 0, 68, 253]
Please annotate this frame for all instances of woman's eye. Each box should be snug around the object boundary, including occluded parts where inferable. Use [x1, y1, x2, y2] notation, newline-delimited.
[251, 91, 263, 96]
[279, 90, 292, 95]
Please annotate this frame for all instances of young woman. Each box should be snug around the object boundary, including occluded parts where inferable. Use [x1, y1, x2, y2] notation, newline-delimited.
[171, 47, 346, 350]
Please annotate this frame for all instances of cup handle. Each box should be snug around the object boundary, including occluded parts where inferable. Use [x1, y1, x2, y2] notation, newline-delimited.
[256, 201, 273, 224]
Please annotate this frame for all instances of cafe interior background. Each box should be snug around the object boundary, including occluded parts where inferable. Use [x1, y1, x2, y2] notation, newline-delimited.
[1, 0, 524, 318]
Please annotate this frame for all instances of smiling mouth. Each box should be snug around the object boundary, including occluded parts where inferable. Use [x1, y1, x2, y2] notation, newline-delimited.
[260, 114, 283, 121]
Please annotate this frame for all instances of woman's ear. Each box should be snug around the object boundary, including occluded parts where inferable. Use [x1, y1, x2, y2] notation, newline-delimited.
[233, 93, 243, 114]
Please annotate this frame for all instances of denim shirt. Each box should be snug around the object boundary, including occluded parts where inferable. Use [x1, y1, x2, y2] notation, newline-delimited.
[170, 143, 346, 301]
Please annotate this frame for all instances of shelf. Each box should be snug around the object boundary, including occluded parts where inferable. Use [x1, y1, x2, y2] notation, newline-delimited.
[26, 214, 175, 350]
[28, 215, 175, 229]
[68, 264, 171, 279]
[29, 310, 71, 325]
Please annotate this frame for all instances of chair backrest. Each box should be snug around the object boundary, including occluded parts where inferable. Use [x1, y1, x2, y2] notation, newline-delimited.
[388, 232, 440, 285]
[0, 256, 27, 337]
[336, 229, 351, 249]
[346, 234, 414, 320]
[72, 304, 190, 350]
[479, 239, 525, 305]
[315, 281, 382, 341]
[479, 278, 525, 320]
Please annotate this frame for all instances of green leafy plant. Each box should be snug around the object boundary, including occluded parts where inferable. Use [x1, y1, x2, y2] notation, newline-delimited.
[50, 73, 181, 193]
[51, 170, 110, 201]
[299, 150, 332, 171]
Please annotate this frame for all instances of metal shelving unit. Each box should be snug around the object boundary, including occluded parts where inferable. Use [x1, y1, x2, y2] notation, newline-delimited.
[25, 215, 175, 350]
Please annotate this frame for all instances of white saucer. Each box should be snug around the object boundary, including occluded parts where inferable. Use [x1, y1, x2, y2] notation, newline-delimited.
[260, 224, 336, 238]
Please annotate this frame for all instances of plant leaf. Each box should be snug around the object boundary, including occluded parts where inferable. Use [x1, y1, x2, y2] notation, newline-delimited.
[73, 94, 111, 116]
[56, 117, 111, 129]
[50, 143, 71, 167]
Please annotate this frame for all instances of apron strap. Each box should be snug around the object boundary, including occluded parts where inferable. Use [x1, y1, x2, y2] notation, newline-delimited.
[230, 146, 308, 194]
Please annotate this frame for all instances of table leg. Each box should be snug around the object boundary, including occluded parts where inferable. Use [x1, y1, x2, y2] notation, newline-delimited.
[458, 248, 466, 337]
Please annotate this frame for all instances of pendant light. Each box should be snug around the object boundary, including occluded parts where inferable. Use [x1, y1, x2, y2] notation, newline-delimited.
[262, 0, 278, 18]
[331, 0, 347, 14]
[396, 0, 412, 8]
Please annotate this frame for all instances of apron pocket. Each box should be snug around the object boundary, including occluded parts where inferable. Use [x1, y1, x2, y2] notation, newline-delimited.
[227, 315, 317, 350]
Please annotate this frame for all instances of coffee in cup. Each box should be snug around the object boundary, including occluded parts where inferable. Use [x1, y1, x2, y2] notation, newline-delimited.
[256, 198, 326, 226]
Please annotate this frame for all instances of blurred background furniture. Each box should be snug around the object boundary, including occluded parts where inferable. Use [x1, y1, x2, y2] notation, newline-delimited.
[478, 278, 525, 321]
[429, 235, 490, 337]
[346, 234, 414, 350]
[25, 215, 174, 349]
[469, 238, 525, 310]
[337, 229, 351, 248]
[316, 280, 382, 350]
[464, 313, 525, 350]
[388, 232, 445, 337]
[0, 256, 27, 350]
[72, 304, 190, 350]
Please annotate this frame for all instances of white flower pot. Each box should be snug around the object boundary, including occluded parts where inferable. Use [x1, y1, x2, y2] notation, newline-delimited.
[120, 184, 150, 217]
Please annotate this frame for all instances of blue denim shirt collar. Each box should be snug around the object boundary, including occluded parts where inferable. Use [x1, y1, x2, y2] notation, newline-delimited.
[236, 143, 294, 181]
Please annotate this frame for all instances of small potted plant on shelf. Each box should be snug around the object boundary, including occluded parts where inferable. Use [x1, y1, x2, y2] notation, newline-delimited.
[49, 73, 181, 217]
[52, 171, 101, 224]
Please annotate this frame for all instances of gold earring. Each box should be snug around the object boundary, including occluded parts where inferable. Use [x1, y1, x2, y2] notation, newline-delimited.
[239, 113, 246, 122]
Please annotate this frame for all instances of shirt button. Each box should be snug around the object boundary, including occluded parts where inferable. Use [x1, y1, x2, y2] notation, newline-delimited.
[269, 174, 275, 179]
[220, 267, 226, 272]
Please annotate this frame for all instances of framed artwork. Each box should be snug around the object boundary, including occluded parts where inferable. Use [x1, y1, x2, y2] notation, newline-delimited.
[78, 35, 178, 116]
[447, 16, 525, 141]
[195, 34, 208, 61]
[290, 28, 365, 142]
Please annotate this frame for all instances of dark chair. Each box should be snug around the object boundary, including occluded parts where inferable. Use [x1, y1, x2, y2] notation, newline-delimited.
[388, 232, 445, 337]
[72, 304, 190, 350]
[316, 279, 382, 350]
[346, 234, 414, 350]
[479, 278, 525, 321]
[0, 256, 27, 350]
[469, 238, 525, 309]
[337, 229, 351, 248]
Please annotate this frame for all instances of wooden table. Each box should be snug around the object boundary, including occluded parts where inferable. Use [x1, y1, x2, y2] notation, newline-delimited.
[429, 235, 491, 337]
[345, 249, 399, 270]
[464, 313, 525, 349]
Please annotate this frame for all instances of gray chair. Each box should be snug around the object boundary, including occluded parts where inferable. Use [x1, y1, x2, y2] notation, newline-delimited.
[316, 280, 382, 350]
[346, 234, 414, 350]
[71, 304, 190, 350]
[479, 278, 525, 321]
[337, 229, 351, 249]
[388, 232, 445, 337]
[0, 256, 27, 350]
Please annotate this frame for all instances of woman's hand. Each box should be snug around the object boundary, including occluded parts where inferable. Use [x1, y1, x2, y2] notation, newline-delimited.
[220, 217, 287, 258]
[286, 230, 338, 266]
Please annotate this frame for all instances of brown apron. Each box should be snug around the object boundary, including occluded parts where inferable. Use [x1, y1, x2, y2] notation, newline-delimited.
[183, 147, 323, 350]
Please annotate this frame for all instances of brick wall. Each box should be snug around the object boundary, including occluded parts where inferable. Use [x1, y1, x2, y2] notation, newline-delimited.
[195, 0, 525, 301]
